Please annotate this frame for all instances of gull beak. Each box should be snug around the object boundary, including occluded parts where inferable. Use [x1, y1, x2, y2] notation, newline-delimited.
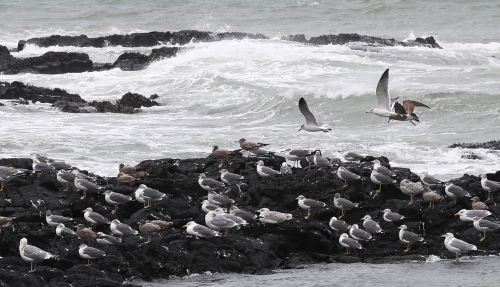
[454, 213, 459, 216]
[397, 226, 401, 229]
[182, 225, 187, 228]
[440, 234, 445, 238]
[82, 210, 86, 213]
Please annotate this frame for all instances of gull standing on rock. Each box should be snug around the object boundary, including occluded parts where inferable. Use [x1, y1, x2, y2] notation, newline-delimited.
[201, 199, 224, 213]
[349, 224, 372, 241]
[419, 172, 443, 187]
[138, 219, 164, 243]
[75, 224, 97, 239]
[208, 190, 235, 206]
[256, 160, 281, 177]
[56, 223, 76, 237]
[219, 169, 244, 195]
[212, 145, 240, 168]
[46, 210, 73, 227]
[31, 154, 55, 173]
[399, 179, 425, 204]
[183, 221, 220, 238]
[56, 170, 77, 192]
[282, 148, 312, 168]
[398, 225, 423, 252]
[372, 159, 396, 177]
[313, 151, 332, 170]
[19, 238, 58, 272]
[256, 208, 292, 224]
[83, 207, 110, 225]
[471, 216, 500, 242]
[298, 97, 332, 132]
[342, 151, 365, 167]
[365, 68, 399, 119]
[296, 195, 326, 219]
[442, 233, 477, 261]
[135, 184, 166, 208]
[333, 193, 359, 219]
[229, 206, 257, 222]
[74, 174, 102, 200]
[280, 162, 292, 175]
[455, 209, 492, 222]
[0, 166, 27, 192]
[96, 232, 122, 246]
[480, 173, 500, 200]
[339, 233, 362, 254]
[105, 190, 133, 214]
[329, 217, 351, 234]
[79, 244, 106, 266]
[198, 173, 225, 192]
[382, 209, 404, 223]
[361, 215, 383, 234]
[471, 197, 488, 210]
[238, 138, 269, 159]
[111, 219, 138, 239]
[370, 170, 396, 193]
[444, 182, 470, 204]
[205, 210, 239, 236]
[422, 188, 444, 209]
[336, 166, 361, 188]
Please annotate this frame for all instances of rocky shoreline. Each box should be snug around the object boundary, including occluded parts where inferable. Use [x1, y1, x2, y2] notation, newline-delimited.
[0, 150, 499, 286]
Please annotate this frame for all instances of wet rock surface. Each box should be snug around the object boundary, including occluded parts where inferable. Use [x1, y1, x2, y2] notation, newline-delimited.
[0, 151, 498, 285]
[449, 140, 500, 150]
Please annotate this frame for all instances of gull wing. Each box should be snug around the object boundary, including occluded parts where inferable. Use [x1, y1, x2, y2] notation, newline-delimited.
[375, 69, 391, 110]
[393, 101, 407, 114]
[299, 97, 319, 126]
[403, 100, 430, 114]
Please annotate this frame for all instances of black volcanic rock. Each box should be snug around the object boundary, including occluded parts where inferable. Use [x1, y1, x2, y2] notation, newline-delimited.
[0, 81, 85, 104]
[449, 140, 500, 150]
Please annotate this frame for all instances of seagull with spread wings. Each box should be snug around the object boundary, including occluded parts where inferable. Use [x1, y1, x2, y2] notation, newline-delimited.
[298, 97, 332, 132]
[390, 100, 430, 125]
[366, 69, 399, 118]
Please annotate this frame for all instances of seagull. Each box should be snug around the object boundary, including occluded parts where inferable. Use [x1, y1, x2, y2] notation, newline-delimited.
[110, 219, 139, 239]
[56, 170, 77, 192]
[237, 138, 269, 158]
[336, 167, 361, 188]
[207, 190, 235, 206]
[31, 154, 55, 173]
[19, 238, 58, 272]
[471, 216, 500, 242]
[366, 68, 400, 119]
[298, 97, 332, 132]
[45, 158, 71, 170]
[229, 206, 257, 222]
[370, 170, 396, 193]
[349, 224, 372, 241]
[282, 148, 313, 168]
[454, 209, 492, 222]
[138, 219, 164, 243]
[399, 179, 425, 204]
[0, 216, 16, 229]
[372, 159, 396, 177]
[444, 182, 470, 204]
[296, 195, 326, 219]
[183, 221, 220, 238]
[382, 209, 404, 223]
[342, 151, 365, 167]
[471, 197, 488, 210]
[0, 166, 27, 192]
[104, 190, 133, 214]
[117, 172, 140, 184]
[75, 224, 97, 239]
[79, 244, 106, 266]
[339, 233, 362, 254]
[56, 223, 76, 237]
[46, 210, 73, 227]
[74, 174, 102, 200]
[419, 172, 443, 187]
[480, 174, 500, 200]
[212, 207, 247, 228]
[390, 100, 430, 125]
[280, 162, 292, 175]
[313, 151, 332, 170]
[256, 160, 281, 177]
[135, 184, 166, 208]
[198, 173, 226, 192]
[441, 233, 477, 261]
[205, 210, 239, 236]
[329, 217, 351, 234]
[118, 163, 141, 174]
[83, 207, 110, 225]
[201, 199, 224, 213]
[256, 208, 292, 224]
[422, 188, 444, 209]
[361, 215, 383, 234]
[333, 193, 359, 219]
[212, 145, 240, 168]
[398, 225, 423, 252]
[96, 232, 122, 246]
[219, 169, 244, 194]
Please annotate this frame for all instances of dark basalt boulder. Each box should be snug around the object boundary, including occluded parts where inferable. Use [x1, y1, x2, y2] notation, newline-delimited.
[449, 140, 500, 150]
[0, 81, 85, 104]
[111, 47, 181, 71]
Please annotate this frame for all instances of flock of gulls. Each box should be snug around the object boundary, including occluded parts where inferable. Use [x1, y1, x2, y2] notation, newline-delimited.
[0, 68, 499, 273]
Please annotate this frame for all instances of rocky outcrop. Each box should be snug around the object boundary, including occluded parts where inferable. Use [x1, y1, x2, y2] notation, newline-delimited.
[449, 140, 500, 150]
[0, 81, 159, 113]
[0, 151, 499, 285]
[110, 47, 180, 71]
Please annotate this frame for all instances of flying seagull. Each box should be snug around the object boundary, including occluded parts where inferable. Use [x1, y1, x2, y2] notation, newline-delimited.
[390, 100, 430, 125]
[298, 97, 331, 132]
[366, 68, 399, 119]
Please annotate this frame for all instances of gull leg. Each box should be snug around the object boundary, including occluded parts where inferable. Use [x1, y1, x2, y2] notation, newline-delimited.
[376, 184, 382, 193]
[339, 209, 345, 219]
[146, 235, 151, 243]
[480, 231, 486, 242]
[80, 191, 87, 200]
[305, 210, 311, 219]
[218, 159, 223, 168]
[453, 198, 457, 205]
[408, 195, 414, 205]
[345, 248, 350, 254]
[410, 120, 416, 126]
[0, 182, 4, 192]
[143, 202, 148, 208]
[342, 180, 348, 189]
[63, 183, 69, 192]
[112, 205, 118, 214]
[404, 243, 412, 252]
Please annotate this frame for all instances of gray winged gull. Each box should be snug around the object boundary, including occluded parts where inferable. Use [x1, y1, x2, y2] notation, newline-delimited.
[56, 223, 76, 237]
[83, 207, 110, 225]
[96, 232, 122, 246]
[46, 210, 73, 227]
[19, 238, 58, 272]
[455, 209, 492, 222]
[105, 190, 133, 214]
[370, 170, 396, 193]
[399, 179, 425, 204]
[208, 190, 235, 206]
[339, 233, 362, 254]
[74, 174, 102, 200]
[56, 170, 76, 192]
[229, 206, 257, 222]
[256, 208, 292, 224]
[238, 138, 269, 159]
[444, 182, 470, 204]
[480, 174, 500, 200]
[372, 159, 396, 177]
[256, 160, 281, 177]
[202, 199, 225, 213]
[282, 148, 312, 167]
[419, 172, 443, 187]
[422, 188, 444, 209]
[343, 151, 365, 167]
[334, 193, 359, 219]
[135, 184, 166, 208]
[398, 225, 423, 252]
[442, 233, 477, 261]
[111, 219, 138, 239]
[349, 224, 372, 241]
[390, 100, 430, 125]
[471, 216, 500, 242]
[361, 215, 383, 234]
[336, 166, 361, 188]
[31, 154, 55, 173]
[79, 244, 106, 266]
[298, 97, 332, 132]
[0, 166, 27, 192]
[313, 151, 332, 170]
[366, 68, 399, 119]
[280, 162, 292, 175]
[75, 224, 97, 239]
[183, 221, 220, 238]
[46, 158, 72, 170]
[205, 210, 239, 236]
[220, 169, 244, 195]
[199, 173, 225, 191]
[471, 197, 488, 210]
[212, 145, 240, 168]
[382, 209, 404, 222]
[329, 217, 351, 234]
[296, 195, 326, 219]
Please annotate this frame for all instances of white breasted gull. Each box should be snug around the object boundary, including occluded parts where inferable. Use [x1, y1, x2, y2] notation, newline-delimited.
[390, 100, 430, 125]
[257, 208, 292, 224]
[31, 154, 55, 173]
[480, 174, 500, 200]
[256, 160, 281, 177]
[298, 97, 332, 132]
[56, 223, 76, 237]
[183, 221, 220, 238]
[366, 68, 400, 119]
[96, 232, 122, 246]
[471, 197, 488, 210]
[111, 219, 138, 239]
[339, 233, 362, 254]
[282, 148, 313, 168]
[46, 210, 73, 227]
[205, 210, 239, 236]
[349, 224, 372, 241]
[19, 238, 58, 272]
[455, 209, 492, 221]
[208, 190, 235, 206]
[220, 169, 244, 195]
[361, 215, 383, 234]
[444, 182, 470, 204]
[0, 166, 27, 192]
[198, 173, 225, 192]
[296, 195, 326, 219]
[419, 172, 443, 187]
[382, 209, 404, 223]
[333, 193, 359, 219]
[74, 174, 102, 200]
[422, 188, 444, 209]
[201, 199, 224, 213]
[135, 184, 166, 208]
[229, 206, 257, 222]
[329, 217, 351, 234]
[79, 244, 106, 266]
[46, 158, 71, 170]
[336, 167, 361, 188]
[370, 170, 396, 193]
[471, 216, 500, 242]
[372, 159, 396, 177]
[399, 179, 425, 204]
[343, 151, 365, 167]
[398, 225, 423, 252]
[442, 233, 477, 261]
[313, 151, 332, 170]
[104, 190, 133, 214]
[56, 170, 76, 192]
[212, 207, 247, 228]
[83, 207, 110, 225]
[280, 162, 292, 175]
